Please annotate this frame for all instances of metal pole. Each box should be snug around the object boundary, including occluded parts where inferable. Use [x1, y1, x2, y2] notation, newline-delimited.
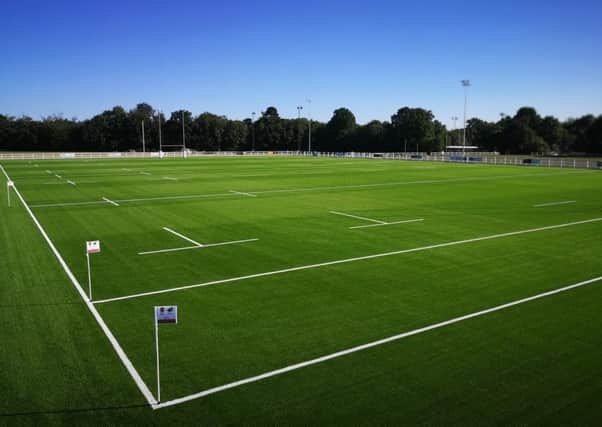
[158, 112, 162, 153]
[142, 121, 146, 153]
[307, 99, 312, 152]
[297, 106, 303, 152]
[461, 80, 471, 160]
[155, 315, 161, 403]
[86, 252, 92, 301]
[251, 112, 256, 152]
[181, 111, 186, 157]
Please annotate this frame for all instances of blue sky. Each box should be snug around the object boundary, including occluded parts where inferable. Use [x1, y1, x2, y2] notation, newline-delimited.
[1, 0, 601, 126]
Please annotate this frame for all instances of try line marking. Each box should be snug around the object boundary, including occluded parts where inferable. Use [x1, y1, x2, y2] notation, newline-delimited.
[533, 200, 576, 208]
[230, 190, 257, 197]
[0, 164, 156, 406]
[138, 227, 259, 255]
[153, 274, 602, 409]
[27, 170, 592, 209]
[93, 216, 602, 304]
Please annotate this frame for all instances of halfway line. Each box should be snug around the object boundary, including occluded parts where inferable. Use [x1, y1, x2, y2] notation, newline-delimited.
[329, 210, 386, 224]
[93, 217, 602, 304]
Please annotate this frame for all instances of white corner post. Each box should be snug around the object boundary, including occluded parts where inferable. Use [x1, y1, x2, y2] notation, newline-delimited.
[86, 252, 92, 301]
[155, 311, 161, 403]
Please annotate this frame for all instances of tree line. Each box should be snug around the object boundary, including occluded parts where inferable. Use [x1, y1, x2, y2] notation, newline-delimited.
[0, 103, 600, 154]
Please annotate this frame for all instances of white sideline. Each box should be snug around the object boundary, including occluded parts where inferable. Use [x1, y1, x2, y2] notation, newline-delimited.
[0, 164, 157, 406]
[329, 210, 386, 224]
[102, 197, 120, 207]
[66, 180, 76, 186]
[163, 176, 178, 181]
[533, 200, 576, 208]
[93, 216, 602, 304]
[350, 218, 424, 229]
[140, 171, 152, 175]
[153, 275, 602, 409]
[26, 170, 591, 209]
[138, 238, 259, 255]
[163, 227, 204, 247]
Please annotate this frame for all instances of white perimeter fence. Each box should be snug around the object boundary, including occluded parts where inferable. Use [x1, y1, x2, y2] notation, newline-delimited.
[0, 150, 601, 170]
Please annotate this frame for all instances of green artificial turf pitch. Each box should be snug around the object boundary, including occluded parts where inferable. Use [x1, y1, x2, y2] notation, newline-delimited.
[1, 156, 602, 425]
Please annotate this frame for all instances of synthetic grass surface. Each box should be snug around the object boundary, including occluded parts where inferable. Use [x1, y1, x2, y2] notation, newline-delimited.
[1, 156, 601, 425]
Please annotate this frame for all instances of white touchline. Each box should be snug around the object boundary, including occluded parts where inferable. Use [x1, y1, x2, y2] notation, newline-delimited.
[26, 170, 592, 209]
[163, 176, 178, 181]
[349, 219, 424, 229]
[0, 164, 156, 406]
[138, 238, 259, 255]
[55, 174, 62, 179]
[230, 190, 257, 197]
[66, 180, 76, 186]
[93, 216, 602, 304]
[102, 197, 120, 207]
[329, 210, 386, 224]
[151, 274, 602, 409]
[163, 227, 204, 247]
[140, 171, 152, 175]
[533, 200, 576, 208]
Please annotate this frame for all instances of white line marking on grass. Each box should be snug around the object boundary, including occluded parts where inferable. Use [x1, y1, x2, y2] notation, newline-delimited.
[152, 275, 602, 409]
[66, 180, 76, 186]
[533, 200, 576, 208]
[46, 170, 52, 174]
[230, 190, 257, 197]
[0, 164, 156, 406]
[30, 200, 107, 208]
[349, 219, 424, 229]
[163, 176, 178, 181]
[163, 227, 204, 247]
[329, 210, 386, 224]
[93, 217, 602, 304]
[102, 197, 120, 207]
[25, 170, 593, 209]
[55, 174, 62, 179]
[138, 238, 259, 255]
[140, 171, 152, 175]
[122, 168, 133, 171]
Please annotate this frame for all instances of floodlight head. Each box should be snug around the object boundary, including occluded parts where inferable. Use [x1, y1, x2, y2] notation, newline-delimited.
[461, 80, 471, 87]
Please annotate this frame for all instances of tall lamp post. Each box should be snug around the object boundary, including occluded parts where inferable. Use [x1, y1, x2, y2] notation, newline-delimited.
[251, 112, 256, 152]
[307, 99, 312, 152]
[451, 116, 458, 146]
[296, 106, 303, 152]
[461, 80, 471, 156]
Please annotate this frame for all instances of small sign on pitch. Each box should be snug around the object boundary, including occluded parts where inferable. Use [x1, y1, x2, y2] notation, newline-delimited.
[86, 240, 101, 254]
[155, 306, 178, 324]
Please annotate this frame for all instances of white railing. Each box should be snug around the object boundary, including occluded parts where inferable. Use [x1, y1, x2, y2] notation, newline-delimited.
[0, 150, 600, 170]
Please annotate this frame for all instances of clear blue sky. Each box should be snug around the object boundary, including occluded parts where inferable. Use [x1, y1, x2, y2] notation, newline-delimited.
[1, 0, 601, 127]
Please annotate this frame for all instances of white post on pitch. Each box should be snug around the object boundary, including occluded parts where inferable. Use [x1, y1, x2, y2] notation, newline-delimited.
[6, 180, 13, 207]
[86, 252, 92, 300]
[155, 312, 161, 403]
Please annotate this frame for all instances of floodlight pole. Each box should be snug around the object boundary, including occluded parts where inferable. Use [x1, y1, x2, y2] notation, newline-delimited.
[155, 313, 161, 403]
[251, 112, 256, 152]
[86, 252, 92, 301]
[307, 99, 312, 152]
[141, 120, 146, 153]
[461, 80, 471, 159]
[297, 106, 303, 152]
[158, 112, 163, 154]
[181, 111, 186, 158]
